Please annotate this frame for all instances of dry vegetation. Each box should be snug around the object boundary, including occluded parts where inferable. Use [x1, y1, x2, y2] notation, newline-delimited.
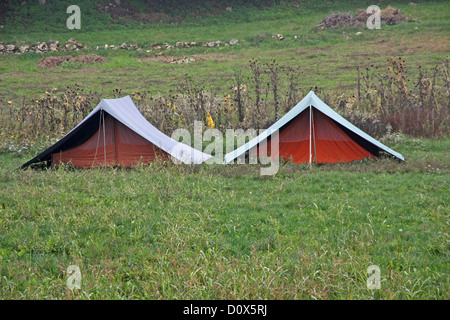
[1, 57, 448, 154]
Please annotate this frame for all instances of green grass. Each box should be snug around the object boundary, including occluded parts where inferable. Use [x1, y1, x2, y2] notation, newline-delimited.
[0, 0, 449, 101]
[0, 137, 448, 299]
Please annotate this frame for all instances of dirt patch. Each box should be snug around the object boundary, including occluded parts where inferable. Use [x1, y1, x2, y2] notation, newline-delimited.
[36, 54, 108, 69]
[356, 6, 411, 26]
[317, 6, 414, 29]
[137, 53, 236, 64]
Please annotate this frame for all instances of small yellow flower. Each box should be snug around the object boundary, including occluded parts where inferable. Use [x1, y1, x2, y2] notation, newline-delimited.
[7, 101, 12, 105]
[206, 111, 215, 129]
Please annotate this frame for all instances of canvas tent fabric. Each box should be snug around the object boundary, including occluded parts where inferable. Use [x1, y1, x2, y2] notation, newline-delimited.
[21, 96, 212, 168]
[224, 91, 404, 164]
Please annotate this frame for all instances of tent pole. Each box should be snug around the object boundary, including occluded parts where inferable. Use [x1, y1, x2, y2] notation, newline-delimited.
[309, 105, 312, 167]
[311, 107, 317, 163]
[112, 118, 117, 165]
[102, 110, 107, 168]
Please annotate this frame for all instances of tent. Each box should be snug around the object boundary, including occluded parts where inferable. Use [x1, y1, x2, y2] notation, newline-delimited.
[225, 91, 404, 164]
[21, 96, 211, 168]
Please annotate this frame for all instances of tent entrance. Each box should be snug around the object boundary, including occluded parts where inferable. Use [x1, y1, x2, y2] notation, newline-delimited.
[52, 112, 169, 167]
[251, 106, 375, 164]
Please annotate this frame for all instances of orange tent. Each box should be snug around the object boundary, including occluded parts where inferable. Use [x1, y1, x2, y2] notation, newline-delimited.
[51, 115, 169, 167]
[225, 91, 404, 164]
[21, 96, 211, 168]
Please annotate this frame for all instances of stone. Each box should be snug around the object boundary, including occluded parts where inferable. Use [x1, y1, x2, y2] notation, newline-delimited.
[35, 42, 48, 53]
[49, 41, 59, 52]
[229, 38, 238, 45]
[6, 44, 16, 52]
[19, 45, 30, 53]
[65, 38, 84, 50]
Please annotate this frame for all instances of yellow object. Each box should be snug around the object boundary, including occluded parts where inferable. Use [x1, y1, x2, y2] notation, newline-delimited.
[206, 111, 215, 129]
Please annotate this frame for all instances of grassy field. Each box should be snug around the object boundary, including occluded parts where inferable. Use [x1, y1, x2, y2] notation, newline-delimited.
[0, 136, 448, 299]
[0, 1, 449, 101]
[0, 0, 449, 300]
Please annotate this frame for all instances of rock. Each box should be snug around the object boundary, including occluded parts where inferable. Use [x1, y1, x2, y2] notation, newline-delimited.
[0, 43, 5, 52]
[19, 45, 30, 53]
[105, 44, 109, 49]
[120, 42, 128, 49]
[215, 41, 221, 46]
[272, 34, 284, 40]
[36, 42, 48, 53]
[6, 44, 16, 52]
[207, 41, 215, 48]
[175, 42, 183, 48]
[49, 41, 59, 52]
[355, 31, 362, 35]
[166, 45, 174, 49]
[226, 7, 232, 12]
[190, 42, 197, 47]
[65, 38, 84, 50]
[229, 38, 238, 45]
